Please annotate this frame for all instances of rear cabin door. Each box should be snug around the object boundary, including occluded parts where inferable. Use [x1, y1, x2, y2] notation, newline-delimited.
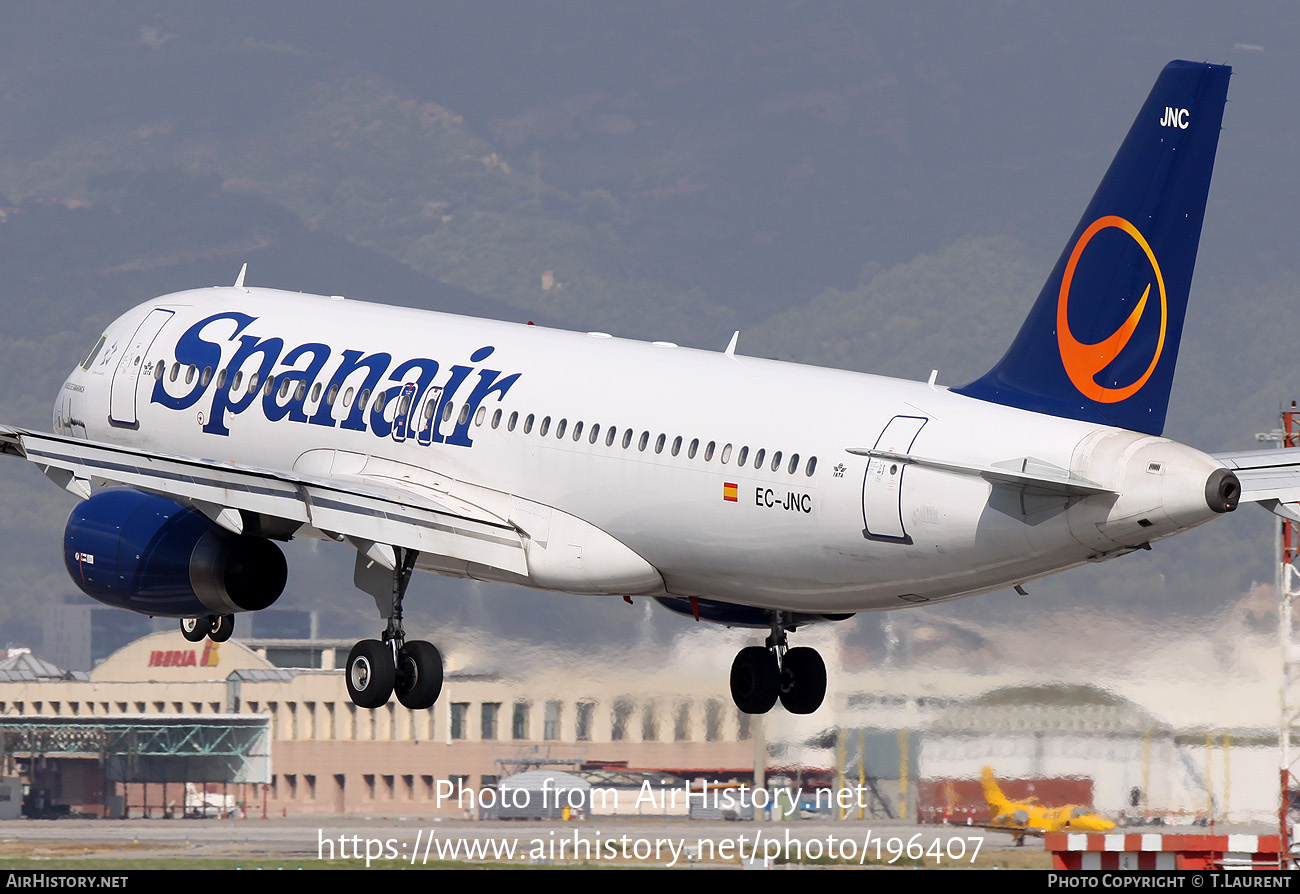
[861, 415, 927, 543]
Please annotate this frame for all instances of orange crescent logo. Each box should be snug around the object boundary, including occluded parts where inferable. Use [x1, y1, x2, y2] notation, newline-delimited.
[1056, 215, 1167, 403]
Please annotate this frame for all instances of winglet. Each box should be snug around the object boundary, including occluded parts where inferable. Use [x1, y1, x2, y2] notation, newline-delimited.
[954, 61, 1231, 436]
[233, 263, 248, 289]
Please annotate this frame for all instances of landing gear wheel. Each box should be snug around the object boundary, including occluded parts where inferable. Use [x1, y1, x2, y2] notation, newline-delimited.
[778, 646, 826, 714]
[208, 614, 235, 643]
[731, 646, 780, 714]
[395, 640, 443, 710]
[180, 618, 208, 643]
[347, 639, 395, 708]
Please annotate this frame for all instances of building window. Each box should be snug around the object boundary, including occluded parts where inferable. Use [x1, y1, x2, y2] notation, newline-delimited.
[673, 701, 692, 741]
[705, 699, 723, 742]
[611, 699, 634, 741]
[450, 703, 468, 740]
[544, 701, 562, 741]
[576, 701, 594, 742]
[641, 701, 659, 741]
[512, 702, 530, 740]
[481, 703, 500, 740]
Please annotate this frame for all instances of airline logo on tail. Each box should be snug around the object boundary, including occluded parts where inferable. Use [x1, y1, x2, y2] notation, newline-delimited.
[1057, 215, 1167, 404]
[954, 60, 1230, 436]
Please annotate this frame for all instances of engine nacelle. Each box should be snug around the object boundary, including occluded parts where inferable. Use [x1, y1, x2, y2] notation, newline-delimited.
[64, 489, 287, 618]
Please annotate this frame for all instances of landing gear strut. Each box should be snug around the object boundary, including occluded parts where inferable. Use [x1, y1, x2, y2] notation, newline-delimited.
[344, 547, 443, 710]
[729, 612, 827, 715]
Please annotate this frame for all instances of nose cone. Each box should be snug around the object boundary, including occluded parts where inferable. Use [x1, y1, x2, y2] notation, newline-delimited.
[1204, 467, 1240, 514]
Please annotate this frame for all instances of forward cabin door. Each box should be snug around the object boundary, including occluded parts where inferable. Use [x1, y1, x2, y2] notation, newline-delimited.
[861, 414, 927, 543]
[109, 308, 175, 428]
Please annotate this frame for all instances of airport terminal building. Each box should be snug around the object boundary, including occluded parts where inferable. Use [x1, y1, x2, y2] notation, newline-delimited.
[0, 632, 758, 818]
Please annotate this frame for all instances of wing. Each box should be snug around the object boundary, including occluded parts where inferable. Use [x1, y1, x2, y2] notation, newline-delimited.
[1212, 447, 1300, 522]
[0, 424, 527, 576]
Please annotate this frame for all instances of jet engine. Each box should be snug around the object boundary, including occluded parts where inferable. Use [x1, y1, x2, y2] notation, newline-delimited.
[63, 489, 286, 618]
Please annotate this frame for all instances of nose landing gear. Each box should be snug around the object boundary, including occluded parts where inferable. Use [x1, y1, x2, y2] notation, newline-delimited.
[729, 612, 827, 715]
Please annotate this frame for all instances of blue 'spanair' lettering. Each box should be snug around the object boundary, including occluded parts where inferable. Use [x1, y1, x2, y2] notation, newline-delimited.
[151, 312, 520, 448]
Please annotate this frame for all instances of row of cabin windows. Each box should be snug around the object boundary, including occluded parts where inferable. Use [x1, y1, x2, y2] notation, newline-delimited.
[153, 359, 466, 423]
[491, 407, 818, 477]
[153, 359, 817, 477]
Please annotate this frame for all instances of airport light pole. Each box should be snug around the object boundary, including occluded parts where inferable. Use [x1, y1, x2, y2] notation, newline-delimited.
[1258, 403, 1299, 867]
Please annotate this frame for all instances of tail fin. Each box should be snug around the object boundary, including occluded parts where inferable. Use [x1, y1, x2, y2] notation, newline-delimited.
[954, 61, 1230, 436]
[981, 766, 1011, 815]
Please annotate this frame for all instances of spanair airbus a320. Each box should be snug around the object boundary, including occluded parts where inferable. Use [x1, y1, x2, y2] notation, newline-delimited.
[3, 61, 1296, 717]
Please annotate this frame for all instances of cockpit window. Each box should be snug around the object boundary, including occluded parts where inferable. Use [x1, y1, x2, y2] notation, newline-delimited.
[80, 335, 106, 371]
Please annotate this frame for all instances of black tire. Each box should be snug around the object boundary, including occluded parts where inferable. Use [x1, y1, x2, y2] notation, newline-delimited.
[208, 614, 235, 643]
[180, 618, 208, 643]
[730, 646, 779, 714]
[395, 640, 444, 710]
[779, 647, 827, 714]
[347, 639, 395, 709]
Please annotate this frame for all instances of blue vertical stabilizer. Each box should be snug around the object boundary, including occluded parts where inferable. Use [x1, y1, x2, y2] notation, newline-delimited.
[954, 61, 1231, 435]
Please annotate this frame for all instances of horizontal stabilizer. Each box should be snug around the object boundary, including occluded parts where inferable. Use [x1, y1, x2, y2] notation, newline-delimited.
[845, 447, 1111, 496]
[1212, 447, 1300, 515]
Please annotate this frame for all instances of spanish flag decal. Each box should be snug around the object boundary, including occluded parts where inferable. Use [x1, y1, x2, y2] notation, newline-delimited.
[723, 482, 738, 502]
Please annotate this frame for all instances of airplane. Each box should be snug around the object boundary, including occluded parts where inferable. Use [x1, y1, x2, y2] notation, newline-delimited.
[1, 60, 1296, 718]
[979, 767, 1116, 843]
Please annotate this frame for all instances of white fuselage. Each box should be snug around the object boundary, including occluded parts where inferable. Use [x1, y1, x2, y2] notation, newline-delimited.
[56, 288, 1229, 615]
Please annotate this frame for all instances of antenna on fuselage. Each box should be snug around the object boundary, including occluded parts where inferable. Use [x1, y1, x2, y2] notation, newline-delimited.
[724, 331, 739, 356]
[233, 263, 248, 289]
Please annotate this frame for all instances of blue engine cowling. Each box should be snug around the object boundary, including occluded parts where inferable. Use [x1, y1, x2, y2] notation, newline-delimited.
[64, 489, 287, 618]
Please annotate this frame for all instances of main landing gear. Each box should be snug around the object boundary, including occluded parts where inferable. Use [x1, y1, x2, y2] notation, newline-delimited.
[729, 611, 827, 715]
[179, 614, 234, 643]
[344, 547, 444, 711]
